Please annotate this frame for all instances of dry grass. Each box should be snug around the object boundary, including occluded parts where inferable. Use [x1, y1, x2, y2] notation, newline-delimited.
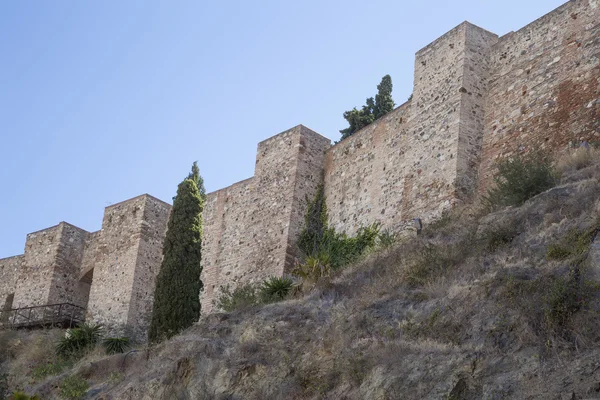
[556, 147, 600, 175]
[4, 153, 600, 399]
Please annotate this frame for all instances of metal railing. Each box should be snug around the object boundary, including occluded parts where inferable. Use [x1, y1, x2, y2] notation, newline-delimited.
[0, 303, 86, 330]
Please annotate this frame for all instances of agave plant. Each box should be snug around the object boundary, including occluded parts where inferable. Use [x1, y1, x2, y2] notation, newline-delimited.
[102, 337, 130, 355]
[56, 323, 103, 357]
[259, 276, 294, 303]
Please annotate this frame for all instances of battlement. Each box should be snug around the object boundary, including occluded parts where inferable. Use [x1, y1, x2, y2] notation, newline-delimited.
[1, 0, 598, 339]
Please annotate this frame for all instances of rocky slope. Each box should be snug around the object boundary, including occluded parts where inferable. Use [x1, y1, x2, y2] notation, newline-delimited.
[4, 154, 600, 400]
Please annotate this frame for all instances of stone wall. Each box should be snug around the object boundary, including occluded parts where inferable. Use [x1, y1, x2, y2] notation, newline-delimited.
[13, 225, 62, 308]
[0, 255, 22, 311]
[127, 196, 171, 340]
[84, 195, 170, 339]
[200, 125, 330, 312]
[324, 102, 412, 235]
[478, 0, 600, 190]
[1, 0, 598, 334]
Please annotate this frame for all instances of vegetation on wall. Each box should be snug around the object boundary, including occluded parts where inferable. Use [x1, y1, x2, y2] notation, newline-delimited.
[340, 75, 395, 140]
[149, 164, 205, 343]
[296, 185, 381, 278]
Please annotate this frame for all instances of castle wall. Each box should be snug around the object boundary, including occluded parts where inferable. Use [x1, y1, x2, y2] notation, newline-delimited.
[200, 125, 330, 312]
[324, 102, 412, 235]
[126, 196, 170, 340]
[0, 255, 22, 311]
[13, 225, 62, 308]
[47, 223, 89, 307]
[84, 195, 170, 337]
[479, 0, 600, 190]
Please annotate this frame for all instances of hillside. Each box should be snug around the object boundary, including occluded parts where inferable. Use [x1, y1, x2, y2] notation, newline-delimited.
[2, 149, 600, 399]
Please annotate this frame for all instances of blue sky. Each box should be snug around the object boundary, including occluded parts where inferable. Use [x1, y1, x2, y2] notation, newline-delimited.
[0, 0, 565, 257]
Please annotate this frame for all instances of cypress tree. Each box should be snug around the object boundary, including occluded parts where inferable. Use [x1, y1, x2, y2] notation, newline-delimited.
[373, 74, 394, 119]
[187, 161, 207, 201]
[149, 177, 204, 343]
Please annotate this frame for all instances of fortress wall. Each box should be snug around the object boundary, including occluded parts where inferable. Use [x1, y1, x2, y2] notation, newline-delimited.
[201, 178, 255, 312]
[479, 0, 600, 190]
[0, 255, 23, 311]
[280, 126, 331, 267]
[324, 102, 412, 235]
[47, 223, 89, 307]
[455, 25, 499, 197]
[200, 125, 330, 312]
[127, 196, 170, 340]
[13, 225, 62, 308]
[85, 195, 148, 333]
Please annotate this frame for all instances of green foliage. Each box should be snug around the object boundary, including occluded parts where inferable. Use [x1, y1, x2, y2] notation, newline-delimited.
[149, 174, 204, 343]
[259, 276, 294, 303]
[298, 184, 328, 257]
[56, 324, 102, 358]
[547, 226, 598, 261]
[293, 255, 332, 288]
[376, 229, 397, 249]
[8, 392, 40, 400]
[58, 375, 88, 400]
[215, 284, 260, 312]
[340, 75, 395, 140]
[31, 359, 71, 381]
[486, 151, 556, 207]
[297, 187, 379, 276]
[187, 161, 207, 201]
[373, 75, 394, 119]
[102, 337, 130, 355]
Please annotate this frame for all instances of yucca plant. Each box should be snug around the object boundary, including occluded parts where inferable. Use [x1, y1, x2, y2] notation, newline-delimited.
[259, 276, 294, 303]
[56, 324, 103, 357]
[102, 337, 130, 355]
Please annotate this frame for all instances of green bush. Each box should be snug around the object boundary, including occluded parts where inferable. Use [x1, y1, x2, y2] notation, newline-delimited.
[259, 276, 294, 303]
[215, 284, 260, 312]
[56, 324, 102, 358]
[486, 151, 556, 207]
[102, 337, 130, 355]
[58, 375, 88, 400]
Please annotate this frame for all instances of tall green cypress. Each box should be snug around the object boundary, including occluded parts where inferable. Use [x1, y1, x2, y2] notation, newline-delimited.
[187, 161, 207, 201]
[373, 74, 394, 119]
[149, 177, 204, 343]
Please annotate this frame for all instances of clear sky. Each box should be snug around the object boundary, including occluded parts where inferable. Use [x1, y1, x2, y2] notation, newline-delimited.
[0, 0, 566, 257]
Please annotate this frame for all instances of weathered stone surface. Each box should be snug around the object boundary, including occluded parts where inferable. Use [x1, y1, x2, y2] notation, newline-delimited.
[201, 125, 330, 312]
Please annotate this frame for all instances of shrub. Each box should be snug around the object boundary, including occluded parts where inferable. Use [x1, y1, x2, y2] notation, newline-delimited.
[376, 229, 397, 249]
[293, 255, 333, 290]
[259, 276, 294, 303]
[546, 226, 598, 262]
[486, 151, 556, 207]
[58, 375, 88, 400]
[215, 284, 260, 312]
[56, 324, 102, 358]
[102, 337, 130, 355]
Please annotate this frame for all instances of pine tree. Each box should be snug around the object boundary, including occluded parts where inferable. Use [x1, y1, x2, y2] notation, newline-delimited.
[148, 177, 204, 343]
[373, 75, 394, 119]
